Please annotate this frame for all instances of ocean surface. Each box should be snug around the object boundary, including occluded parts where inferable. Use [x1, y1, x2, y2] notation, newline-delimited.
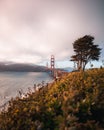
[0, 72, 53, 109]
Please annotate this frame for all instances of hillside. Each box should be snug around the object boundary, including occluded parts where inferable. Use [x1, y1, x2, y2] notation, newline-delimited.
[0, 62, 48, 72]
[0, 68, 104, 130]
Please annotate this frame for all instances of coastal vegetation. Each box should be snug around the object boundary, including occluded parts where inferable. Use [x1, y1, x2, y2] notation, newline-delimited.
[0, 68, 104, 130]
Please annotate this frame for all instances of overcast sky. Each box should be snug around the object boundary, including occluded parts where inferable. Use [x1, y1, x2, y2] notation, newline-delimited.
[0, 0, 104, 68]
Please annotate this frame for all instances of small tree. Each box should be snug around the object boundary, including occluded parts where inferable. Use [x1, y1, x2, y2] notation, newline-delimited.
[71, 35, 101, 71]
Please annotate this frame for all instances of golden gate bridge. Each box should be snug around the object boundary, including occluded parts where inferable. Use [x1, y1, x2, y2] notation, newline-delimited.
[47, 55, 67, 79]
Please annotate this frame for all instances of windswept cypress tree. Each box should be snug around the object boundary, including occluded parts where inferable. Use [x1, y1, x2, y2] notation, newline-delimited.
[71, 35, 101, 71]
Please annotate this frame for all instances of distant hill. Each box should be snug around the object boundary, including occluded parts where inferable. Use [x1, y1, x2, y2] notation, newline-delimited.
[60, 67, 73, 72]
[0, 62, 48, 72]
[0, 62, 73, 72]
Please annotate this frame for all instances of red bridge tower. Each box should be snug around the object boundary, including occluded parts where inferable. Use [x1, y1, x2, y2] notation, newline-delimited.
[50, 55, 55, 76]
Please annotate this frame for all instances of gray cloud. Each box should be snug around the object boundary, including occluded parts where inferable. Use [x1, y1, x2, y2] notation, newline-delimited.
[0, 0, 104, 66]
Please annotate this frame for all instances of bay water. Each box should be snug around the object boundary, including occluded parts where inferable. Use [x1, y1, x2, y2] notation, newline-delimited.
[0, 72, 53, 109]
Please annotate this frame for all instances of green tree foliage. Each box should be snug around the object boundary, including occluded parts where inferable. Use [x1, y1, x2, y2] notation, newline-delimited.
[71, 35, 101, 71]
[0, 68, 104, 130]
